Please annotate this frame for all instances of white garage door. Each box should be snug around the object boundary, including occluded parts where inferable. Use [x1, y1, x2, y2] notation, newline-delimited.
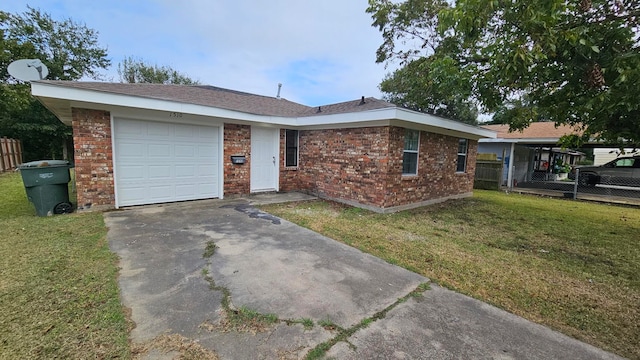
[114, 118, 220, 207]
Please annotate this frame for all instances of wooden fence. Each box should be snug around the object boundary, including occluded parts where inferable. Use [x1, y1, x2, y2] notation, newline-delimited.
[474, 160, 503, 190]
[0, 137, 23, 172]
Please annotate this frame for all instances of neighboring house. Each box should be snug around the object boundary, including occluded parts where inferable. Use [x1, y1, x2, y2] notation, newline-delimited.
[31, 81, 495, 213]
[479, 122, 585, 187]
[593, 148, 639, 165]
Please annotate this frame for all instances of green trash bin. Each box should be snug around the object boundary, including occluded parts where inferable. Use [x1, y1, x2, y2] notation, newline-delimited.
[19, 160, 73, 216]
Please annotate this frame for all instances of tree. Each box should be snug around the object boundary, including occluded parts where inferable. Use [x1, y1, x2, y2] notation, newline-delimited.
[380, 57, 478, 124]
[118, 56, 199, 85]
[367, 0, 640, 148]
[1, 7, 109, 161]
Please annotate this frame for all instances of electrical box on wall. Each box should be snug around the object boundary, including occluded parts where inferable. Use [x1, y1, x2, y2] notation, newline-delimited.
[230, 155, 246, 164]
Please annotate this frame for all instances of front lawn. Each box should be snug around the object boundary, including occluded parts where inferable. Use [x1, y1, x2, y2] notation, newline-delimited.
[260, 190, 640, 359]
[0, 172, 130, 359]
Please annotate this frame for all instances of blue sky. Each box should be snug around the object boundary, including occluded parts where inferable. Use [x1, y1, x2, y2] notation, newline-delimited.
[2, 0, 399, 106]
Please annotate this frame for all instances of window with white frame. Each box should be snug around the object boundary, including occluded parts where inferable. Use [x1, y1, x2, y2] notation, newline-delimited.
[403, 129, 419, 175]
[457, 138, 468, 172]
[285, 129, 299, 167]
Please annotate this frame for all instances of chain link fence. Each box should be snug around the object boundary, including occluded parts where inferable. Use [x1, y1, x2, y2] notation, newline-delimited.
[515, 167, 640, 205]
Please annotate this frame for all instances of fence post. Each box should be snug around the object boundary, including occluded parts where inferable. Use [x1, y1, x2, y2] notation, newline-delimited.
[10, 139, 18, 169]
[17, 139, 23, 164]
[573, 168, 579, 200]
[0, 137, 6, 172]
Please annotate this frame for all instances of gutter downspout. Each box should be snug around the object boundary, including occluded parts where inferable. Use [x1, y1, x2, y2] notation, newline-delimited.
[507, 142, 516, 189]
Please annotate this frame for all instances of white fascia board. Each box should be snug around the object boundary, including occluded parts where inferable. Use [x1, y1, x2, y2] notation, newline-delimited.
[297, 107, 496, 139]
[393, 108, 496, 139]
[479, 138, 563, 144]
[31, 82, 496, 139]
[296, 107, 397, 126]
[31, 82, 297, 127]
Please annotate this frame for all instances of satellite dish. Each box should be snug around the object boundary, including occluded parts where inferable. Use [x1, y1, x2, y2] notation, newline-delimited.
[7, 59, 49, 82]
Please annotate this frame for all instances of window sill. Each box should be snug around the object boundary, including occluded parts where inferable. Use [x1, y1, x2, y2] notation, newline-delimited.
[401, 174, 418, 179]
[283, 166, 298, 171]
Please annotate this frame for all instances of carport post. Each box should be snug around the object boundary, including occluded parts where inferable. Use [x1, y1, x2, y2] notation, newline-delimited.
[573, 168, 579, 199]
[507, 142, 515, 189]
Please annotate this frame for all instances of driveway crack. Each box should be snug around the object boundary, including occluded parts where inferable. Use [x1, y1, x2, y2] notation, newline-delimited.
[304, 282, 431, 359]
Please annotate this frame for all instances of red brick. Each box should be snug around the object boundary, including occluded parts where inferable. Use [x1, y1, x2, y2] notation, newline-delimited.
[71, 108, 115, 211]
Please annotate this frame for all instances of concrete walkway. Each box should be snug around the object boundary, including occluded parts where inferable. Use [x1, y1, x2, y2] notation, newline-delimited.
[104, 194, 622, 359]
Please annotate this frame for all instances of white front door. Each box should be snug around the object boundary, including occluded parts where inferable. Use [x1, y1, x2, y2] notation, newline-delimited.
[250, 127, 279, 192]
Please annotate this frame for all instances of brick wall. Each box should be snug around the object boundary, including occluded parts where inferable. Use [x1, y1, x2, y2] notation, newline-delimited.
[279, 129, 312, 192]
[284, 126, 476, 211]
[293, 127, 391, 207]
[223, 124, 251, 195]
[384, 126, 477, 209]
[72, 108, 115, 211]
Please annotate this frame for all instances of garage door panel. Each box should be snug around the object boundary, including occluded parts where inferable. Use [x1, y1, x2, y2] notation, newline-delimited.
[148, 165, 172, 179]
[118, 121, 146, 136]
[114, 118, 220, 207]
[148, 144, 171, 157]
[148, 184, 174, 199]
[118, 142, 146, 157]
[175, 165, 196, 177]
[174, 125, 197, 138]
[198, 165, 216, 176]
[198, 183, 217, 195]
[147, 123, 172, 137]
[198, 145, 216, 157]
[119, 187, 146, 202]
[198, 129, 218, 141]
[175, 183, 197, 197]
[175, 145, 196, 157]
[119, 166, 145, 180]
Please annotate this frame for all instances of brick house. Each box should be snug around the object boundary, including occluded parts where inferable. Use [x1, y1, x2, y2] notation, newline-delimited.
[31, 81, 495, 213]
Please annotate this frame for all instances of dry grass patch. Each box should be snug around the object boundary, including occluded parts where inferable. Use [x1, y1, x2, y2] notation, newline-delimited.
[132, 333, 219, 359]
[260, 191, 640, 359]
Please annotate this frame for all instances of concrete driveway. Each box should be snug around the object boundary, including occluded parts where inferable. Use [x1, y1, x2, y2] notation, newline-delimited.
[105, 194, 621, 360]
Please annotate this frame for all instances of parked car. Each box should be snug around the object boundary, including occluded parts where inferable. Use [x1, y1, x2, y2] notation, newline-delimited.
[570, 156, 640, 187]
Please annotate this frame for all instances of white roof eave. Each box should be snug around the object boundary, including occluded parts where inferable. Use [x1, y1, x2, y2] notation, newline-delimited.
[31, 82, 497, 139]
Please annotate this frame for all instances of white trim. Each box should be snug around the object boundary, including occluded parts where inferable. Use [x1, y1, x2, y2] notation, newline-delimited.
[31, 82, 496, 140]
[456, 138, 468, 173]
[110, 114, 120, 209]
[250, 126, 279, 192]
[402, 129, 420, 176]
[217, 124, 225, 200]
[285, 129, 299, 167]
[507, 142, 516, 189]
[111, 117, 223, 207]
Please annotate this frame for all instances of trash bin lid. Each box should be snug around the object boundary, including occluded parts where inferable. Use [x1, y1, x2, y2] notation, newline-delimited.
[19, 160, 69, 168]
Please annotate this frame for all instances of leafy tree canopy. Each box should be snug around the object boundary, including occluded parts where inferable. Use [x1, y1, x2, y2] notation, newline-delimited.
[1, 7, 109, 161]
[367, 0, 640, 147]
[118, 56, 200, 85]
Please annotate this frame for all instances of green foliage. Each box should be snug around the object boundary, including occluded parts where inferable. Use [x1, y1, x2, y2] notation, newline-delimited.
[367, 0, 640, 147]
[118, 56, 200, 85]
[380, 57, 479, 124]
[0, 7, 109, 160]
[203, 240, 217, 258]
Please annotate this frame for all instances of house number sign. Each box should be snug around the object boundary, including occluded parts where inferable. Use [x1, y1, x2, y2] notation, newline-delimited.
[169, 112, 183, 118]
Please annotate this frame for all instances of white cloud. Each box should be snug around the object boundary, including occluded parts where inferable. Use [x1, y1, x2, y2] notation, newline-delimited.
[2, 0, 396, 105]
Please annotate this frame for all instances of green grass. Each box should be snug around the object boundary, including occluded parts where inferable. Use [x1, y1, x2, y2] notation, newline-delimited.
[261, 191, 640, 359]
[0, 172, 130, 359]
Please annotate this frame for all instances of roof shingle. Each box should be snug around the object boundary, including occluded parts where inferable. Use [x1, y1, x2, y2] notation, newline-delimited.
[481, 122, 583, 139]
[38, 81, 396, 117]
